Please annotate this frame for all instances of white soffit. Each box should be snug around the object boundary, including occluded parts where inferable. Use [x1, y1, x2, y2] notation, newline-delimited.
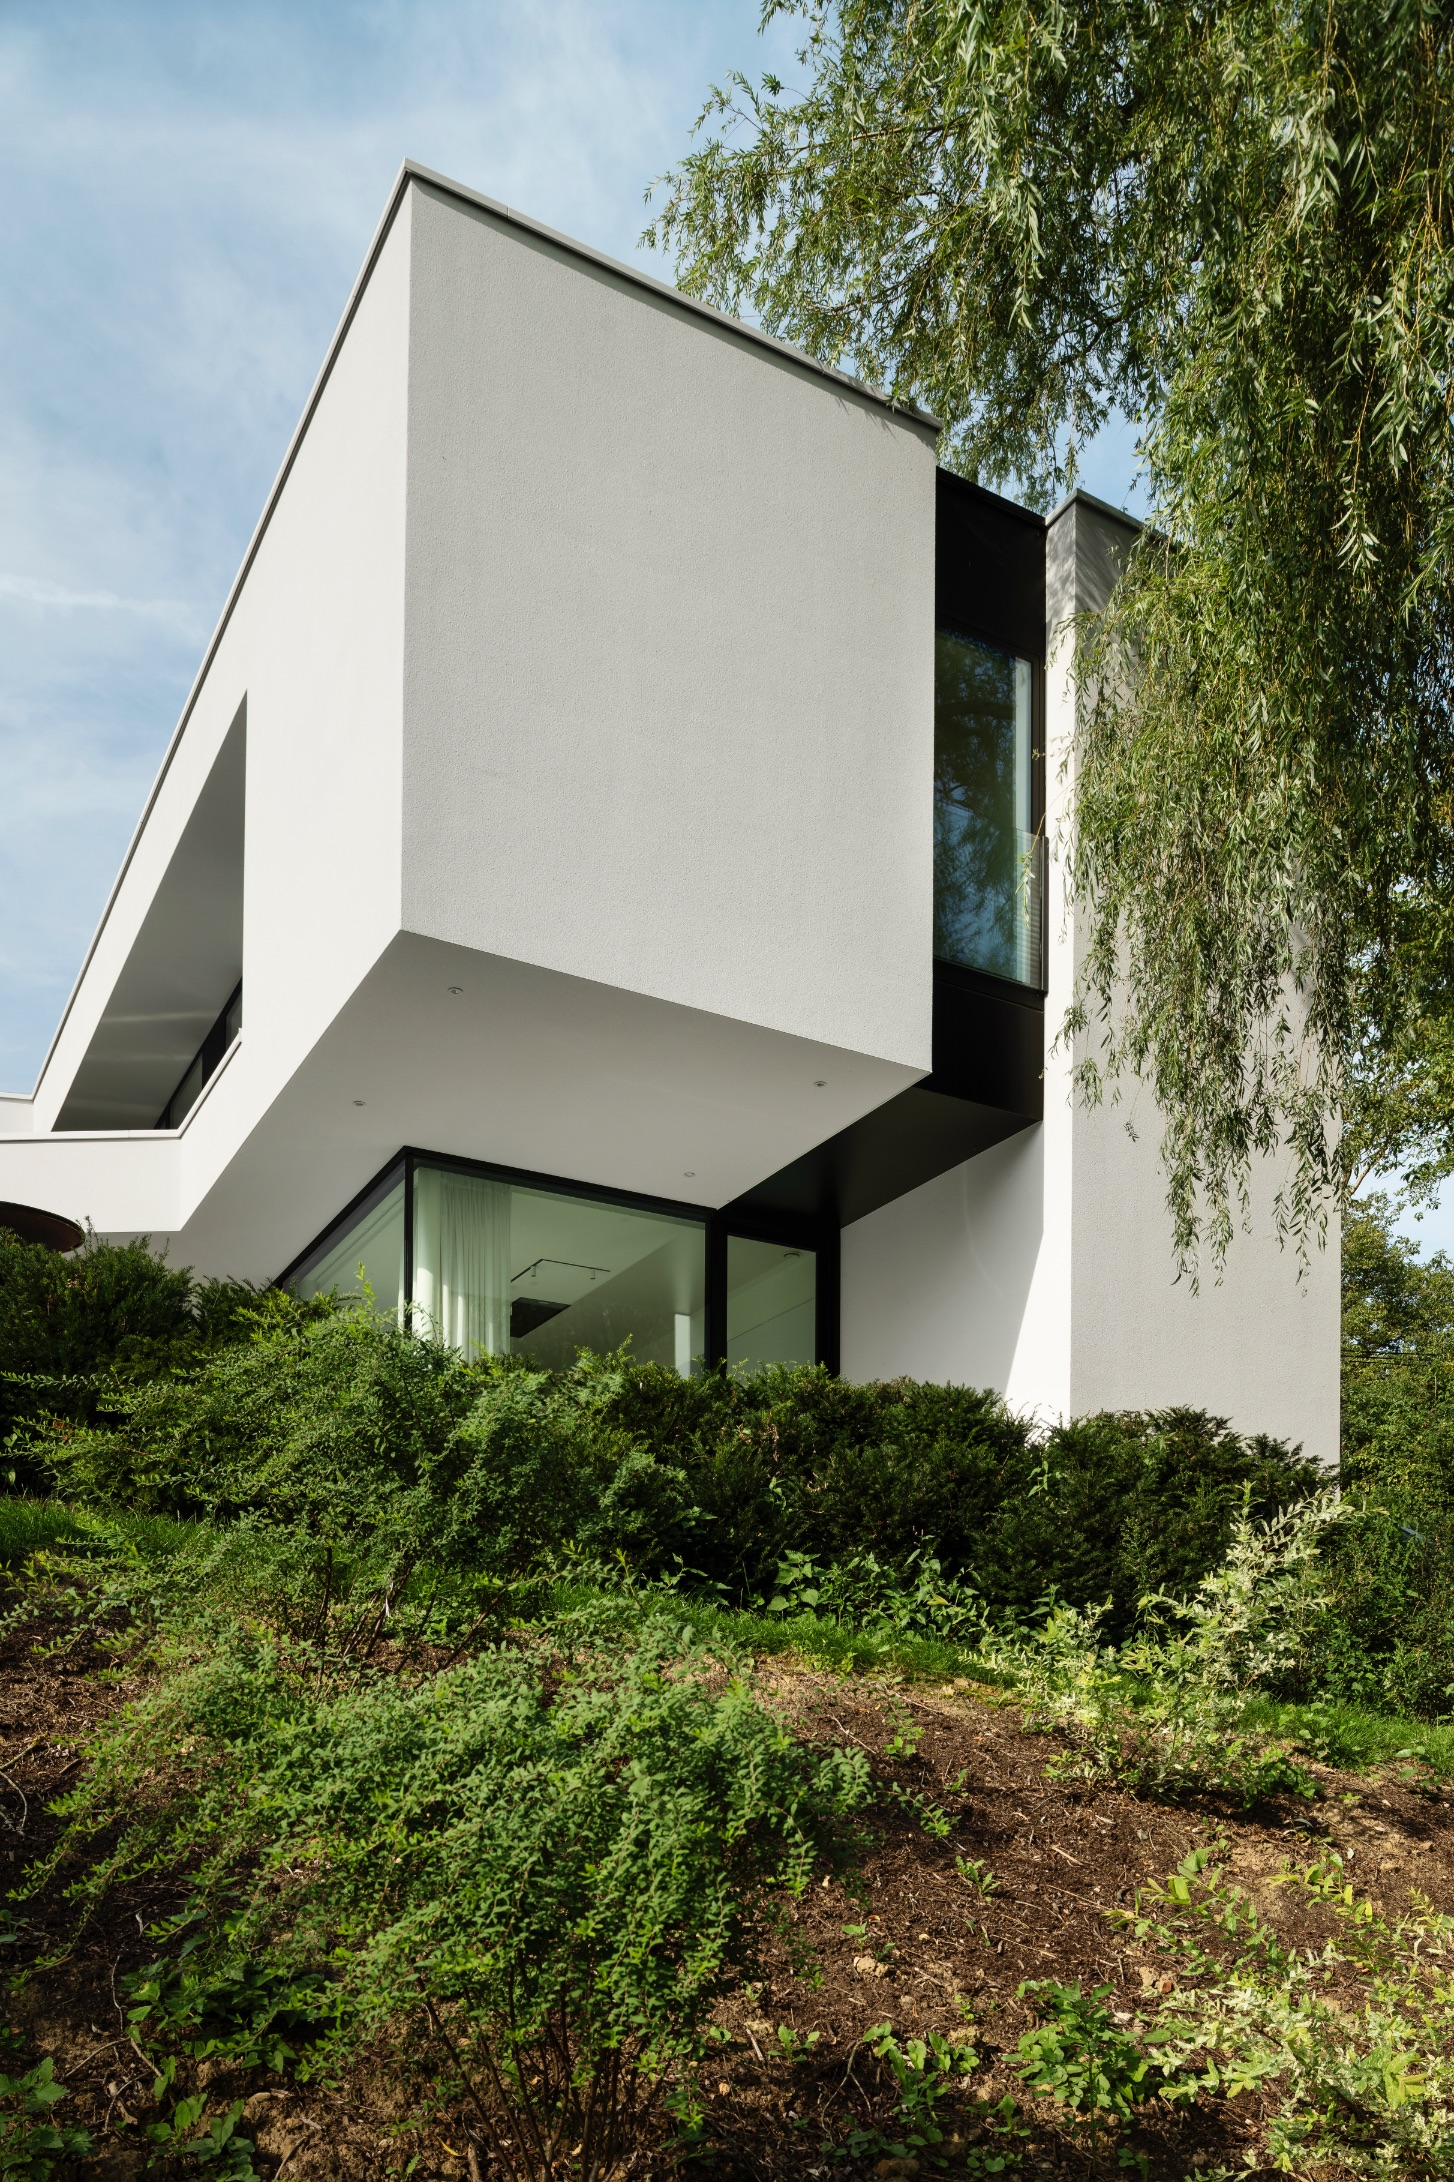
[55, 711, 245, 1132]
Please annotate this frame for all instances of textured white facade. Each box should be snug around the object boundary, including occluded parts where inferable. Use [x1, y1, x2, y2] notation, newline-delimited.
[0, 167, 934, 1281]
[0, 165, 1338, 1459]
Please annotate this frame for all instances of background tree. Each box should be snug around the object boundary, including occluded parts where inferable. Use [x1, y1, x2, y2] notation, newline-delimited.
[649, 0, 1454, 1264]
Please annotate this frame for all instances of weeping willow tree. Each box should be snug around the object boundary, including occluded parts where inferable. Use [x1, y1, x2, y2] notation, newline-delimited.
[649, 0, 1454, 1266]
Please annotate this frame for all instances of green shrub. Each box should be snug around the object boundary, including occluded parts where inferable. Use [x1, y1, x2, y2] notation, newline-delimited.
[43, 1624, 869, 2176]
[0, 1231, 264, 1492]
[1279, 1195, 1454, 1717]
[994, 1491, 1345, 1800]
[1118, 1842, 1454, 2174]
[35, 1298, 1317, 1638]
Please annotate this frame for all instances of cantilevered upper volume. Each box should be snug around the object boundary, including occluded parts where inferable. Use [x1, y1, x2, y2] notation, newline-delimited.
[0, 164, 1340, 1458]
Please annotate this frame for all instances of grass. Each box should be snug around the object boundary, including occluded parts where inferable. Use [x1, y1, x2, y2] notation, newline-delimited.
[1242, 1692, 1454, 1781]
[0, 1496, 85, 1565]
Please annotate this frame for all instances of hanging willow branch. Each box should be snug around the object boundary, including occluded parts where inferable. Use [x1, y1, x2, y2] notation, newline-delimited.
[649, 0, 1454, 1267]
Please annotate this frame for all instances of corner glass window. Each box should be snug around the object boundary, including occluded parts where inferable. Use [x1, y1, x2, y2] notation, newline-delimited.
[291, 1167, 406, 1321]
[726, 1236, 816, 1371]
[413, 1164, 706, 1375]
[934, 632, 1040, 985]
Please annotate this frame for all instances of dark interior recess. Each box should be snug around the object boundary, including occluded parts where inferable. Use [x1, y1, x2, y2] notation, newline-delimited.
[155, 981, 243, 1130]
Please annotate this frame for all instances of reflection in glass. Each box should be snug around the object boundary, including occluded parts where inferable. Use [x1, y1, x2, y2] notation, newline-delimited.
[290, 1169, 406, 1321]
[412, 1164, 706, 1375]
[726, 1236, 817, 1370]
[934, 631, 1039, 984]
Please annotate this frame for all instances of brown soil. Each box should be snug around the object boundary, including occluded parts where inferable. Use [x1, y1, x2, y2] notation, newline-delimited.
[5, 1619, 1451, 2180]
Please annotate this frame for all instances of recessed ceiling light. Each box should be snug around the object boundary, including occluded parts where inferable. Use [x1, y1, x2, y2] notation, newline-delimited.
[352, 1099, 366, 1107]
[447, 985, 463, 994]
[813, 1079, 827, 1087]
[684, 1170, 695, 1178]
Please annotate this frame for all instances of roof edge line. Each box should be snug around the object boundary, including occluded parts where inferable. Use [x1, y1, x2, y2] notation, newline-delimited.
[1047, 485, 1142, 533]
[28, 160, 419, 1105]
[402, 159, 944, 439]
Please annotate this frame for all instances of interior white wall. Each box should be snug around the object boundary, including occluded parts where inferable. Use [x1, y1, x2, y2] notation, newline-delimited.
[399, 181, 938, 1072]
[839, 493, 1341, 1463]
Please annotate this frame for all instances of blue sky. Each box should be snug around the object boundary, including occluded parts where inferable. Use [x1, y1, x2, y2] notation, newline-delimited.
[15, 2, 1414, 1265]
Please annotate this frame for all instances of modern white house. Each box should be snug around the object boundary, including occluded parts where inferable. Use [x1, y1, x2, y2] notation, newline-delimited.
[0, 162, 1339, 1459]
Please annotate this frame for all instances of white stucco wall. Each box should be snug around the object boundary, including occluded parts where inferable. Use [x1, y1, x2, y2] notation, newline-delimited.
[399, 180, 937, 1073]
[0, 168, 938, 1275]
[839, 493, 1341, 1462]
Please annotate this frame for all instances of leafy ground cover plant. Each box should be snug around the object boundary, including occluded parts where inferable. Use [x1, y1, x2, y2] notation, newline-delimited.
[1117, 1843, 1454, 2175]
[36, 1621, 868, 2181]
[1012, 1982, 1193, 2173]
[994, 1491, 1346, 1800]
[0, 2055, 91, 2180]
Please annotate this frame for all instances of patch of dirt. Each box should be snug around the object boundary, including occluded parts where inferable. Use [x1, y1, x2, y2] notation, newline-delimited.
[5, 1618, 1451, 2180]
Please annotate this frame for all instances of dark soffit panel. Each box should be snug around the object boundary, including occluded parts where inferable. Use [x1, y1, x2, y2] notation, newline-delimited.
[724, 1084, 1036, 1231]
[936, 471, 1047, 661]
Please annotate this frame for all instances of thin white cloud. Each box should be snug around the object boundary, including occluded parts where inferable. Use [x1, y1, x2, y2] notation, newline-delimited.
[0, 573, 188, 619]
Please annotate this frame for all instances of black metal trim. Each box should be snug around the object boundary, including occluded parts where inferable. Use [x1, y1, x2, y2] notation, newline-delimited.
[403, 1149, 416, 1332]
[274, 1151, 408, 1291]
[400, 1145, 715, 1225]
[277, 1145, 834, 1370]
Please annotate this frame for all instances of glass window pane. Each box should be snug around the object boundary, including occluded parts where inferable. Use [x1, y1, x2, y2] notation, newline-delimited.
[934, 631, 1038, 984]
[726, 1236, 816, 1371]
[290, 1170, 406, 1321]
[411, 1162, 706, 1375]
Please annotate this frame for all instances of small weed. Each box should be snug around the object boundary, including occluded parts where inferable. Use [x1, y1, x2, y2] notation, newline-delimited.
[827, 2023, 1019, 2170]
[773, 2025, 820, 2065]
[882, 1703, 925, 1762]
[0, 2056, 93, 2181]
[886, 1779, 953, 1838]
[955, 1854, 1002, 1898]
[144, 2067, 259, 2178]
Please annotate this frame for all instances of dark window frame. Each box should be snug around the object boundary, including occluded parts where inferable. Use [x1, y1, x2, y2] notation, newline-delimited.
[276, 1145, 837, 1373]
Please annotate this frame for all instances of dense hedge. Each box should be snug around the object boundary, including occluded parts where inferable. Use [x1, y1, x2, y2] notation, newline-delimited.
[1295, 1197, 1454, 1717]
[12, 1216, 1454, 1716]
[28, 1266, 1316, 1631]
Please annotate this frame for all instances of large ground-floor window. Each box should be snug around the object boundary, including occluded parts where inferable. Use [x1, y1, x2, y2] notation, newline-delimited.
[283, 1151, 832, 1376]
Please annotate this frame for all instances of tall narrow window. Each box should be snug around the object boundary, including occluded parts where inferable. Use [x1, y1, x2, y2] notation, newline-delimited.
[934, 632, 1039, 985]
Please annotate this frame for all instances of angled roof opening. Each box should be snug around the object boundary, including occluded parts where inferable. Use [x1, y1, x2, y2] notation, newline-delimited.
[56, 705, 245, 1131]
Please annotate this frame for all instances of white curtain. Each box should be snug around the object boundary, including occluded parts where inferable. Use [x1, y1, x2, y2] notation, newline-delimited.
[412, 1167, 511, 1357]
